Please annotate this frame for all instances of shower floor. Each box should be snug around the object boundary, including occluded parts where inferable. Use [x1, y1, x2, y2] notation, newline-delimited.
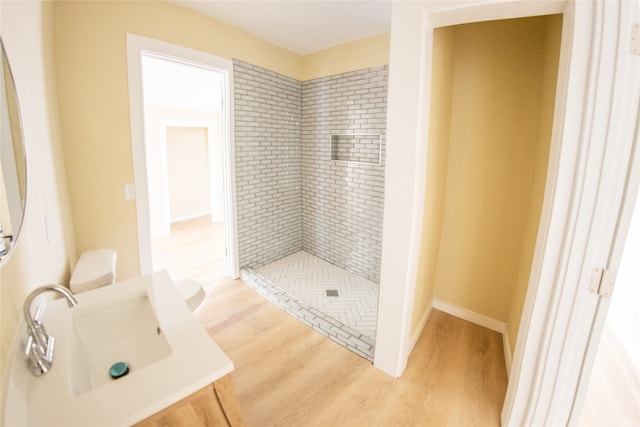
[240, 250, 378, 361]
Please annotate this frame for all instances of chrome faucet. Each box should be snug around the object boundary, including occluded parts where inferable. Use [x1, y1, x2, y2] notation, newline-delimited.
[23, 285, 78, 376]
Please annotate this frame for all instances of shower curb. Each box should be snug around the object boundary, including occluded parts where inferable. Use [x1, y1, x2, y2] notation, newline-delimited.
[240, 268, 375, 362]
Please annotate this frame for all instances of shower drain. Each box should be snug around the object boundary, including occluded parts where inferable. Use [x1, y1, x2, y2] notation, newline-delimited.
[326, 289, 339, 297]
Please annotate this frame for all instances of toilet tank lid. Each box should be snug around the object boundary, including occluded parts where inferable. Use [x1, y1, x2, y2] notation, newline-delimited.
[70, 249, 117, 286]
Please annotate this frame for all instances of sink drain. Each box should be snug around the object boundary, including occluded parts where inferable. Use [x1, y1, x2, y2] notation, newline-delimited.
[109, 362, 129, 379]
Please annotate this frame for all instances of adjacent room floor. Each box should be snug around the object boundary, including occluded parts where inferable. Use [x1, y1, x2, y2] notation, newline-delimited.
[151, 216, 226, 286]
[196, 277, 508, 426]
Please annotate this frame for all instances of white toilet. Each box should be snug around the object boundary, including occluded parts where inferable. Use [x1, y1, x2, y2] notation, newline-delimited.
[69, 249, 117, 293]
[176, 279, 206, 311]
[69, 248, 204, 311]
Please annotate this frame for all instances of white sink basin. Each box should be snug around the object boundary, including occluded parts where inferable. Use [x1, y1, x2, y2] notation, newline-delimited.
[2, 272, 234, 426]
[70, 291, 172, 396]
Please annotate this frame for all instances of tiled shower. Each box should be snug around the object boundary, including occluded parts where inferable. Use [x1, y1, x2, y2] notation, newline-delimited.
[233, 60, 387, 361]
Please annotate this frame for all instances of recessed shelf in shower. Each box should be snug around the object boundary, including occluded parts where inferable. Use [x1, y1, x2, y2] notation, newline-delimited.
[330, 134, 382, 165]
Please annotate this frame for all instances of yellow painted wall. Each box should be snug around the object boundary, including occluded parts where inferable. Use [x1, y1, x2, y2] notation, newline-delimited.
[300, 33, 390, 81]
[411, 27, 454, 335]
[506, 15, 562, 354]
[413, 16, 561, 345]
[0, 0, 77, 409]
[54, 0, 302, 280]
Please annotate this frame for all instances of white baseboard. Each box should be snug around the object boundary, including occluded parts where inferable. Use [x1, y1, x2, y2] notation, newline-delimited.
[171, 211, 210, 224]
[432, 299, 506, 333]
[432, 298, 512, 377]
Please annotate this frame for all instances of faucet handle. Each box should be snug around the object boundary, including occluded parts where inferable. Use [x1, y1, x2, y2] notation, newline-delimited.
[33, 304, 45, 325]
[43, 334, 55, 364]
[24, 335, 34, 359]
[22, 285, 78, 377]
[24, 333, 55, 375]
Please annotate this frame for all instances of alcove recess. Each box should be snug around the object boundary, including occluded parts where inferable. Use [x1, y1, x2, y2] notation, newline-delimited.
[330, 134, 382, 165]
[411, 14, 563, 360]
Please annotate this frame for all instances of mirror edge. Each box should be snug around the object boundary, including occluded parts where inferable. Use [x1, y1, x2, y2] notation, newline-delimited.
[0, 37, 28, 268]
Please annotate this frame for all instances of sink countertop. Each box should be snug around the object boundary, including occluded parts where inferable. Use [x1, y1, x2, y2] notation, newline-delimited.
[2, 271, 234, 427]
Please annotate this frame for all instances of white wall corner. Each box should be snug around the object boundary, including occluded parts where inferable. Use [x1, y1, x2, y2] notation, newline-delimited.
[409, 303, 433, 353]
[374, 2, 432, 378]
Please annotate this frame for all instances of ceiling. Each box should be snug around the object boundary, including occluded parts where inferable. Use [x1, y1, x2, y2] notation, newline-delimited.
[168, 1, 391, 55]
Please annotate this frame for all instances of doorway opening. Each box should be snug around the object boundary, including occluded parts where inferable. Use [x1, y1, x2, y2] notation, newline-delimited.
[416, 13, 562, 375]
[127, 34, 239, 289]
[141, 54, 225, 286]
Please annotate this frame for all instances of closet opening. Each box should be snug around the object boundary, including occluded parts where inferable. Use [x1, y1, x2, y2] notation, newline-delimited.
[412, 13, 563, 376]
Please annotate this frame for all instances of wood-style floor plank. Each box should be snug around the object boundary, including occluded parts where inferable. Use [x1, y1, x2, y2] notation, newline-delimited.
[197, 278, 508, 426]
[151, 216, 226, 286]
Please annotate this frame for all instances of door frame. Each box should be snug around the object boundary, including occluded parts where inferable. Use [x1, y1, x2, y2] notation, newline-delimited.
[376, 0, 639, 425]
[126, 34, 239, 279]
[502, 1, 639, 424]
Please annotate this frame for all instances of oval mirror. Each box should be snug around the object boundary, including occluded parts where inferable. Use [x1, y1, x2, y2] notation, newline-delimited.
[0, 39, 27, 267]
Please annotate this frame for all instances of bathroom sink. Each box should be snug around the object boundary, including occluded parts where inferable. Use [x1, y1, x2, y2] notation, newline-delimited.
[2, 271, 234, 426]
[70, 291, 172, 395]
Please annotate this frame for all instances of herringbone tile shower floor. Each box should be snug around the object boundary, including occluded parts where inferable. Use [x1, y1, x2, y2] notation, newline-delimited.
[254, 251, 379, 340]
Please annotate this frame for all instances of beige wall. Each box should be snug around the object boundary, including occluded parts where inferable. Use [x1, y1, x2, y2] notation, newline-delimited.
[412, 16, 561, 349]
[300, 33, 390, 81]
[0, 0, 77, 408]
[411, 27, 455, 334]
[506, 15, 562, 353]
[166, 126, 211, 222]
[143, 107, 222, 237]
[54, 1, 390, 280]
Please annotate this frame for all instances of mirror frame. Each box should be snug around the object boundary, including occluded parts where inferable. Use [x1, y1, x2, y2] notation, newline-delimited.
[0, 38, 27, 267]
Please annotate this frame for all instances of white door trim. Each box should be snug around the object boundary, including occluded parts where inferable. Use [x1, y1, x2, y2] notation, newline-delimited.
[378, 0, 638, 425]
[504, 1, 640, 424]
[126, 34, 239, 279]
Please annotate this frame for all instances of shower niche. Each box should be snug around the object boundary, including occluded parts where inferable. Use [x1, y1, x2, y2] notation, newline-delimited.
[330, 134, 382, 165]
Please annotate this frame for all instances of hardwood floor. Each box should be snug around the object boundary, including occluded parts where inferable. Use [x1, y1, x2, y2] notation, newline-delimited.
[197, 278, 508, 426]
[151, 216, 226, 286]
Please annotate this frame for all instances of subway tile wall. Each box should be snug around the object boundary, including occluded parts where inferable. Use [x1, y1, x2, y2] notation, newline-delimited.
[234, 61, 387, 282]
[330, 134, 382, 164]
[233, 60, 303, 267]
[301, 66, 388, 282]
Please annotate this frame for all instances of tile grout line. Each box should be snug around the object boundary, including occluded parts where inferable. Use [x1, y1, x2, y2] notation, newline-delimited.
[240, 267, 375, 362]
